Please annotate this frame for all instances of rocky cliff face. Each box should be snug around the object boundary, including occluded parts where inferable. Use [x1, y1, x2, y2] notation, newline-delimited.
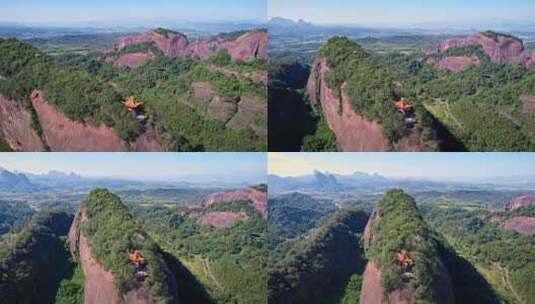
[204, 187, 267, 218]
[68, 207, 176, 304]
[503, 216, 535, 235]
[505, 194, 535, 211]
[115, 29, 267, 63]
[437, 32, 534, 69]
[433, 56, 481, 72]
[28, 90, 163, 152]
[307, 60, 427, 151]
[115, 53, 155, 69]
[116, 30, 191, 58]
[31, 90, 128, 152]
[69, 211, 153, 304]
[0, 95, 45, 151]
[307, 60, 390, 151]
[360, 190, 454, 304]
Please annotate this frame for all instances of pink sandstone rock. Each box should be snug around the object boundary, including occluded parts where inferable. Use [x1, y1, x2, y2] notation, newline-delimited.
[204, 187, 267, 218]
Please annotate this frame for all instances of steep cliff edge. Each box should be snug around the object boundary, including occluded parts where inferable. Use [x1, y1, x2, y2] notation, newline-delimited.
[0, 38, 163, 152]
[68, 189, 179, 304]
[203, 186, 267, 218]
[436, 31, 535, 69]
[0, 94, 45, 151]
[307, 60, 390, 151]
[361, 189, 454, 304]
[307, 37, 433, 151]
[30, 90, 163, 152]
[31, 90, 128, 152]
[115, 28, 267, 65]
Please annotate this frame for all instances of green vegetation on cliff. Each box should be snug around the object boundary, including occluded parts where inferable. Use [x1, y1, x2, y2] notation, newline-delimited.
[79, 188, 176, 303]
[0, 38, 141, 142]
[367, 189, 449, 301]
[317, 37, 439, 148]
[301, 34, 535, 151]
[0, 31, 267, 151]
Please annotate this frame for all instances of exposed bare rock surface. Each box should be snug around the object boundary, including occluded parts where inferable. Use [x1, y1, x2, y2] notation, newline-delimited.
[394, 128, 428, 152]
[192, 81, 216, 107]
[360, 262, 385, 304]
[68, 209, 163, 304]
[199, 211, 248, 228]
[0, 95, 45, 151]
[360, 192, 454, 304]
[207, 96, 238, 124]
[191, 81, 266, 137]
[503, 216, 535, 235]
[522, 50, 535, 69]
[116, 31, 191, 58]
[69, 211, 120, 304]
[115, 53, 154, 68]
[436, 56, 480, 72]
[208, 65, 267, 84]
[439, 33, 524, 64]
[505, 194, 535, 211]
[31, 90, 128, 151]
[438, 33, 535, 69]
[204, 187, 267, 218]
[221, 31, 268, 62]
[116, 29, 267, 62]
[307, 60, 390, 151]
[521, 95, 535, 116]
[131, 125, 165, 152]
[308, 60, 428, 151]
[226, 97, 267, 138]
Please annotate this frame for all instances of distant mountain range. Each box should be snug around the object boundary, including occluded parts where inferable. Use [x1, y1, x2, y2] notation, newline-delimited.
[0, 20, 266, 39]
[268, 17, 535, 37]
[268, 171, 535, 193]
[0, 167, 35, 192]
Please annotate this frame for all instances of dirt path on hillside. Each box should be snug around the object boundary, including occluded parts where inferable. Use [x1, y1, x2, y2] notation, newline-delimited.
[202, 258, 224, 291]
[498, 264, 524, 304]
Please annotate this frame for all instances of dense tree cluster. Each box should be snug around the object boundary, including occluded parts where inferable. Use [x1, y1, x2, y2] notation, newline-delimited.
[268, 209, 368, 304]
[0, 210, 73, 304]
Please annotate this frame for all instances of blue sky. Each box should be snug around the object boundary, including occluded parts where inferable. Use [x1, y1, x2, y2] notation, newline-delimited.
[0, 153, 266, 183]
[269, 0, 535, 26]
[269, 152, 535, 181]
[0, 0, 266, 24]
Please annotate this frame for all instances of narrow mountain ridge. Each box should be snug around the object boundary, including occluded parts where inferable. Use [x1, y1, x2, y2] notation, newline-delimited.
[361, 189, 454, 304]
[68, 189, 179, 304]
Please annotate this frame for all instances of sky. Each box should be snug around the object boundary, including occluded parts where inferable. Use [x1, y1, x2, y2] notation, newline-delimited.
[0, 153, 266, 183]
[0, 0, 267, 24]
[268, 0, 535, 27]
[268, 152, 535, 181]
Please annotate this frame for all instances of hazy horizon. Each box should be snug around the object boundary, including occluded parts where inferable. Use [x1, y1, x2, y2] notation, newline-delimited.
[0, 153, 266, 184]
[269, 0, 535, 28]
[268, 153, 535, 182]
[0, 0, 267, 25]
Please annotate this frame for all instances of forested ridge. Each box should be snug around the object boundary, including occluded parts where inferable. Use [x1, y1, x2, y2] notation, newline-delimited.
[0, 28, 267, 151]
[312, 34, 535, 151]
